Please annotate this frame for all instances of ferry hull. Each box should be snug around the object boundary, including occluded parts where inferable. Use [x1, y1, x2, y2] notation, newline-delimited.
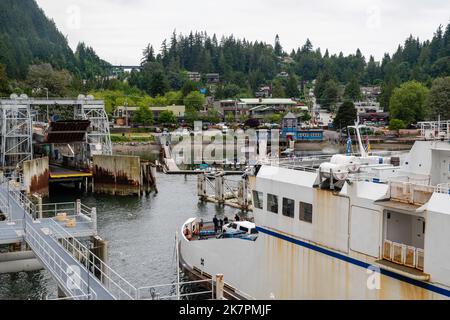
[180, 231, 449, 300]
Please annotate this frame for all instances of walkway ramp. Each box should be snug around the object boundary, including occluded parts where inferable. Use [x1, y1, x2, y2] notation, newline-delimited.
[0, 181, 136, 300]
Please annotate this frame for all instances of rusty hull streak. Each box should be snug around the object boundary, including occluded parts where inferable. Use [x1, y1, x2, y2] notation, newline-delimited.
[30, 168, 50, 195]
[93, 166, 139, 186]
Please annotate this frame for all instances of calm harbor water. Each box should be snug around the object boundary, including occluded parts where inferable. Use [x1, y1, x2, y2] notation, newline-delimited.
[0, 173, 240, 300]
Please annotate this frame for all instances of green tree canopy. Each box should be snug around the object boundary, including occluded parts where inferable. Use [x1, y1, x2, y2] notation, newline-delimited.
[223, 84, 241, 99]
[427, 77, 450, 120]
[321, 80, 340, 111]
[286, 75, 300, 98]
[26, 64, 72, 97]
[333, 101, 357, 129]
[181, 80, 198, 97]
[184, 91, 206, 110]
[139, 62, 169, 96]
[204, 109, 221, 124]
[344, 77, 362, 101]
[165, 90, 184, 105]
[133, 105, 154, 126]
[272, 79, 285, 98]
[0, 64, 10, 95]
[158, 110, 176, 124]
[225, 112, 235, 123]
[185, 107, 200, 124]
[389, 81, 429, 126]
[389, 119, 406, 131]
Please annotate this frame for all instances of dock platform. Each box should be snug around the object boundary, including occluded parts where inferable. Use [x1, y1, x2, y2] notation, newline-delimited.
[49, 165, 92, 180]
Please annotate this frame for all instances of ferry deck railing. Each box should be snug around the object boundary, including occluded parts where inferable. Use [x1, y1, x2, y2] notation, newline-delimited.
[437, 183, 450, 195]
[263, 155, 332, 172]
[137, 279, 214, 300]
[419, 120, 450, 140]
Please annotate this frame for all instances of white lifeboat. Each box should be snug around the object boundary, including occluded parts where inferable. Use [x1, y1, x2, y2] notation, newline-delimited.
[319, 162, 349, 181]
[330, 155, 361, 173]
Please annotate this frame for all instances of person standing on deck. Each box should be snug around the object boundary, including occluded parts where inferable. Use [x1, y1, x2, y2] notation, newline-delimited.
[213, 215, 219, 233]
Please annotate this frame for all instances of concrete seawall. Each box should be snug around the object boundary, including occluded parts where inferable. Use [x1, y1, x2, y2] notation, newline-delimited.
[93, 155, 156, 196]
[23, 157, 49, 196]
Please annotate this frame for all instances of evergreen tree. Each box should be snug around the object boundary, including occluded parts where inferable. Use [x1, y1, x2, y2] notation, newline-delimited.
[274, 34, 283, 57]
[286, 75, 300, 98]
[0, 64, 11, 95]
[427, 76, 450, 120]
[333, 101, 357, 129]
[272, 79, 285, 98]
[321, 80, 340, 111]
[344, 77, 362, 101]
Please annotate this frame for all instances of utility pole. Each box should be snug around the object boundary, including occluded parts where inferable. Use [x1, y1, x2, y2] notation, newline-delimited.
[125, 97, 129, 127]
[44, 88, 49, 122]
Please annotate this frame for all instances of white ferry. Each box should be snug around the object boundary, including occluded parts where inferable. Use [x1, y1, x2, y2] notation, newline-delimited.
[179, 121, 450, 300]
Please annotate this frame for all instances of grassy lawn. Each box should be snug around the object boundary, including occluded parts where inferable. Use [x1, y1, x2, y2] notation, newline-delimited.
[110, 133, 155, 142]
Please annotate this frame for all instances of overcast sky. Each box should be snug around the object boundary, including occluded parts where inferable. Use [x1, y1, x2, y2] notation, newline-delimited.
[35, 0, 450, 66]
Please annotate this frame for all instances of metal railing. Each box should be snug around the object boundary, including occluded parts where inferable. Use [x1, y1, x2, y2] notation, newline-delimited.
[49, 294, 95, 301]
[263, 155, 332, 172]
[25, 221, 97, 300]
[389, 180, 435, 205]
[383, 239, 424, 271]
[137, 279, 215, 300]
[48, 219, 137, 300]
[41, 202, 77, 218]
[419, 120, 450, 140]
[437, 183, 450, 195]
[8, 186, 37, 218]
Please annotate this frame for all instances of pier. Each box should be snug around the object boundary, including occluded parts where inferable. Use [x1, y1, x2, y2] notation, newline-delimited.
[197, 173, 252, 211]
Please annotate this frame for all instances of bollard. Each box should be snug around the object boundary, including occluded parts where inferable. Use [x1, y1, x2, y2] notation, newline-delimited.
[91, 207, 97, 232]
[76, 199, 81, 215]
[215, 274, 224, 300]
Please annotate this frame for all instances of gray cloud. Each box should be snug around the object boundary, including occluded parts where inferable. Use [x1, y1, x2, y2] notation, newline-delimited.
[36, 0, 450, 65]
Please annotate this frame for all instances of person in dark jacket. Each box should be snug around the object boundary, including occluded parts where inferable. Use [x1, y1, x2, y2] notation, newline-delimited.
[213, 215, 219, 233]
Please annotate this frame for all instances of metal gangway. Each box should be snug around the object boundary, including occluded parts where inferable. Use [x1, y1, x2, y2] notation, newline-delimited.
[0, 178, 136, 300]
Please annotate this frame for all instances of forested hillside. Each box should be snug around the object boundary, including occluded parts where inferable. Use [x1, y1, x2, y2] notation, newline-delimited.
[132, 25, 450, 107]
[0, 0, 109, 81]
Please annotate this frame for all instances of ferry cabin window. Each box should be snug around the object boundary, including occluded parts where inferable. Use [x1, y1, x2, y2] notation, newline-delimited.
[253, 191, 264, 210]
[300, 202, 313, 223]
[282, 198, 295, 218]
[267, 194, 279, 214]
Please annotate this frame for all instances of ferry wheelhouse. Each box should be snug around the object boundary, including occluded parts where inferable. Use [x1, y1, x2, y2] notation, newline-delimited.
[179, 121, 450, 300]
